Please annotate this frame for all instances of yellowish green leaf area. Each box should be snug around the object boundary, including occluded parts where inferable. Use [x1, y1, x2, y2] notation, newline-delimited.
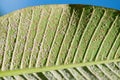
[0, 5, 120, 79]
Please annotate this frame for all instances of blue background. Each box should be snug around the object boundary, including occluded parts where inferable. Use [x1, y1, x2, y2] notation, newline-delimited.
[0, 0, 120, 16]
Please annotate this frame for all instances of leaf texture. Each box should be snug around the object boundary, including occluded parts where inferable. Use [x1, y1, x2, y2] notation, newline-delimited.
[0, 5, 120, 79]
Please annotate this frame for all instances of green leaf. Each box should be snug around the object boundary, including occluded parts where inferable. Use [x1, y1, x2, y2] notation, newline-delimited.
[0, 5, 120, 79]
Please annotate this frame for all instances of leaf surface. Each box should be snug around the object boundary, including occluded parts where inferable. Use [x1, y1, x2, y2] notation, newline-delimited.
[0, 5, 120, 79]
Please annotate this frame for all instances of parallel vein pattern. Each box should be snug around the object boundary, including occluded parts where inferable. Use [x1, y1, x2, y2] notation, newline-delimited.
[0, 5, 120, 79]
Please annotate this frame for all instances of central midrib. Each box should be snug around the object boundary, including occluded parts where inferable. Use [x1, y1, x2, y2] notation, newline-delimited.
[0, 58, 120, 77]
